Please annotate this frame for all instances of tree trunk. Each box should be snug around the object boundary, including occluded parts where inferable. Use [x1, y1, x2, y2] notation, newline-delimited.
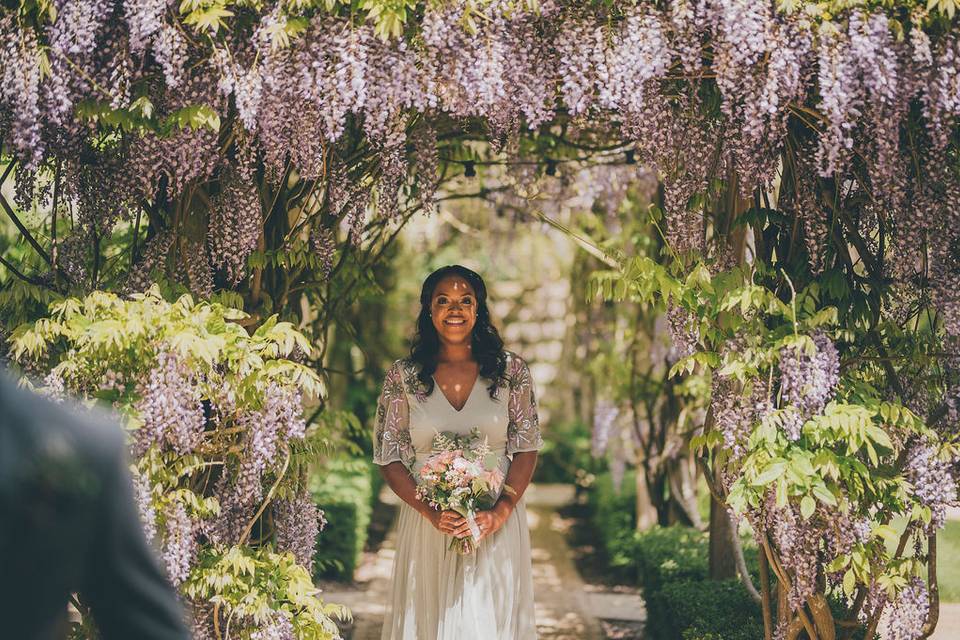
[708, 490, 737, 579]
[669, 456, 703, 528]
[759, 547, 773, 640]
[635, 464, 658, 531]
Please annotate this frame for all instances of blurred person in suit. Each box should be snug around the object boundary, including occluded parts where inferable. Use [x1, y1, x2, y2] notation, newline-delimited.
[0, 370, 191, 639]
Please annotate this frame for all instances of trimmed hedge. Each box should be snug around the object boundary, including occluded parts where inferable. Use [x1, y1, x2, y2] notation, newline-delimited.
[634, 526, 765, 595]
[587, 468, 641, 582]
[634, 526, 709, 595]
[656, 579, 764, 640]
[309, 457, 378, 581]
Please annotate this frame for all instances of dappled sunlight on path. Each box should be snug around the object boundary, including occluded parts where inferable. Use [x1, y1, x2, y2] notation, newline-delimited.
[526, 485, 605, 639]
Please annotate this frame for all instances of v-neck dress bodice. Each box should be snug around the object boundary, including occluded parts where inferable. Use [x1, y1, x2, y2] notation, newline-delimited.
[372, 351, 544, 640]
[430, 372, 477, 412]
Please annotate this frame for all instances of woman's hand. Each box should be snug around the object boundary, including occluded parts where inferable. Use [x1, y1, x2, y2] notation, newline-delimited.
[451, 505, 511, 542]
[426, 509, 467, 535]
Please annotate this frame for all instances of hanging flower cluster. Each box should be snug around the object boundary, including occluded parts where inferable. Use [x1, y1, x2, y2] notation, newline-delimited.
[904, 438, 960, 530]
[1, 1, 959, 301]
[777, 331, 841, 441]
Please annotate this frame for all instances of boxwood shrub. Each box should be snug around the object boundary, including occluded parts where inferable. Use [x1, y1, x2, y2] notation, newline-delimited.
[587, 468, 641, 582]
[309, 457, 377, 581]
[634, 526, 709, 596]
[652, 578, 764, 640]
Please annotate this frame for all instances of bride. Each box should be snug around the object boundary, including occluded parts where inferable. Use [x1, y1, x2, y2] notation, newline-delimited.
[372, 264, 543, 639]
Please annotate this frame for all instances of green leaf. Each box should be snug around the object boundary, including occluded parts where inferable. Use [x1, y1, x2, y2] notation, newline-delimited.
[812, 483, 837, 506]
[775, 476, 788, 508]
[800, 495, 816, 519]
[865, 424, 893, 450]
[872, 524, 898, 545]
[183, 5, 234, 33]
[843, 569, 856, 597]
[754, 461, 788, 486]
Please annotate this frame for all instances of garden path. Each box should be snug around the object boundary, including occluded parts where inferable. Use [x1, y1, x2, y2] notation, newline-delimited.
[322, 483, 645, 640]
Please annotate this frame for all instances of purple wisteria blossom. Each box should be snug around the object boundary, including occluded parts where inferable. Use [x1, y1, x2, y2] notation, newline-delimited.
[591, 398, 619, 458]
[134, 350, 205, 456]
[209, 383, 307, 545]
[904, 439, 959, 530]
[274, 488, 324, 571]
[778, 332, 839, 440]
[883, 577, 930, 640]
[713, 376, 772, 462]
[162, 501, 197, 586]
[133, 469, 158, 545]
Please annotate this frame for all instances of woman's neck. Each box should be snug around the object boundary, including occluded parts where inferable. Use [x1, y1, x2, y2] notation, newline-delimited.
[437, 342, 473, 364]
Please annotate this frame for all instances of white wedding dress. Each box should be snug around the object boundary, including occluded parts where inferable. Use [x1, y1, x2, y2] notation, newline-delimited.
[372, 351, 543, 640]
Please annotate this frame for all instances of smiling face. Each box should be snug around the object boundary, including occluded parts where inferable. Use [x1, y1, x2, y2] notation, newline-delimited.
[430, 275, 478, 345]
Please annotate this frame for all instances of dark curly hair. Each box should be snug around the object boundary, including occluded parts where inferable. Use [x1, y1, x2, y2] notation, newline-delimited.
[409, 265, 507, 399]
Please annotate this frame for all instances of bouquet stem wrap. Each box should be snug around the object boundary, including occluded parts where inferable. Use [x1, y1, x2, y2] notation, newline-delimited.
[466, 510, 481, 543]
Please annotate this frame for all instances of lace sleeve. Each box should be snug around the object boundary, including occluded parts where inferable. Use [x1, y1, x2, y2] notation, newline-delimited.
[506, 355, 544, 455]
[372, 360, 415, 467]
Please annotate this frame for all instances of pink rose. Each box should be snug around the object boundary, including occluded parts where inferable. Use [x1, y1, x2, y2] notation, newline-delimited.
[485, 468, 504, 489]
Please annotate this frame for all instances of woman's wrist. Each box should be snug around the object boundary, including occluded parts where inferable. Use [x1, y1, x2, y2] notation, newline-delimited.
[419, 504, 437, 520]
[492, 497, 515, 520]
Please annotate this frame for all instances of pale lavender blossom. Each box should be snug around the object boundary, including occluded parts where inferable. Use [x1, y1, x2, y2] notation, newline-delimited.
[162, 501, 196, 586]
[154, 22, 188, 88]
[713, 376, 772, 461]
[0, 18, 44, 166]
[133, 350, 206, 456]
[883, 578, 929, 640]
[778, 332, 840, 439]
[274, 488, 322, 571]
[250, 615, 295, 640]
[133, 470, 158, 545]
[667, 302, 699, 361]
[207, 169, 262, 285]
[124, 0, 166, 54]
[904, 439, 959, 529]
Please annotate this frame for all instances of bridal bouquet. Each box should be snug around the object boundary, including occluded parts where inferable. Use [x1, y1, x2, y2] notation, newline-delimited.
[415, 428, 507, 554]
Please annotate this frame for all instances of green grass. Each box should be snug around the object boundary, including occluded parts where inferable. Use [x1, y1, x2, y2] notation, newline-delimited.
[938, 520, 960, 603]
[883, 518, 960, 603]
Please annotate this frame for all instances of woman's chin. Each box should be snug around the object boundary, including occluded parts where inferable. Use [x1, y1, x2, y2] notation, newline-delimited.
[439, 330, 473, 344]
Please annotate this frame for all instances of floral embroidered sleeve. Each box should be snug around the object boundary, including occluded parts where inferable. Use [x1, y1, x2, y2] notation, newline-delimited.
[506, 354, 544, 455]
[372, 360, 416, 467]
